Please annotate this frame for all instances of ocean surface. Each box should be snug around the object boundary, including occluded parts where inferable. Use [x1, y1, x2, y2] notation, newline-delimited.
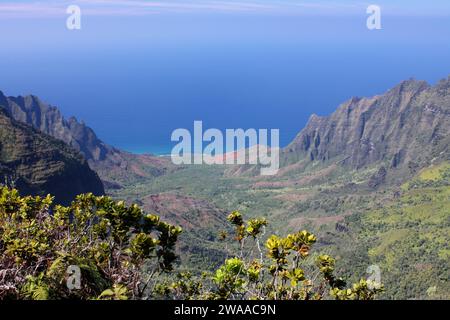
[1, 13, 450, 155]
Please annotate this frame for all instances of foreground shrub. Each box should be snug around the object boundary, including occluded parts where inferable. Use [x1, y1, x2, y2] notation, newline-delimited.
[155, 211, 384, 300]
[0, 188, 383, 300]
[0, 187, 181, 300]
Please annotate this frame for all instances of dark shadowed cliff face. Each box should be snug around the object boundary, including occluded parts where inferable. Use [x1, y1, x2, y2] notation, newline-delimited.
[283, 77, 450, 171]
[0, 107, 104, 204]
[0, 92, 174, 187]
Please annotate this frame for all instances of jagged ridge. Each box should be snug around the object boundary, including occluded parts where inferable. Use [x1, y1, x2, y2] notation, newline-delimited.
[0, 91, 174, 187]
[0, 107, 104, 204]
[283, 77, 450, 174]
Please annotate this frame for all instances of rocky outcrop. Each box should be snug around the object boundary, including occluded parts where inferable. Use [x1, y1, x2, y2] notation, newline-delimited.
[0, 107, 104, 204]
[368, 166, 387, 189]
[283, 77, 450, 171]
[0, 91, 174, 187]
[2, 93, 112, 163]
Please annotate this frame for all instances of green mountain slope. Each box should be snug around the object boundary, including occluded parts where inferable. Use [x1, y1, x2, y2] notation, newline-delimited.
[0, 90, 176, 188]
[0, 107, 104, 204]
[110, 77, 450, 298]
[282, 77, 450, 177]
[338, 162, 449, 299]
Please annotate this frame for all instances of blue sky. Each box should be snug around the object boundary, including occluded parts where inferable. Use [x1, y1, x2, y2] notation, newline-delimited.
[0, 0, 449, 17]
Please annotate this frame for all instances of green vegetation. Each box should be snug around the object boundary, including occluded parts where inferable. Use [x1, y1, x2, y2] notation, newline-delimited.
[0, 187, 382, 300]
[338, 163, 450, 299]
[0, 187, 181, 299]
[109, 160, 449, 300]
[155, 211, 383, 300]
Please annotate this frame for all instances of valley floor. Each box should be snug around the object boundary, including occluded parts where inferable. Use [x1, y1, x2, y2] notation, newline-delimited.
[109, 160, 450, 299]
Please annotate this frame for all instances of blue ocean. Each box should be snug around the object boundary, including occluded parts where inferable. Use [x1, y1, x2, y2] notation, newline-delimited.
[1, 11, 450, 154]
